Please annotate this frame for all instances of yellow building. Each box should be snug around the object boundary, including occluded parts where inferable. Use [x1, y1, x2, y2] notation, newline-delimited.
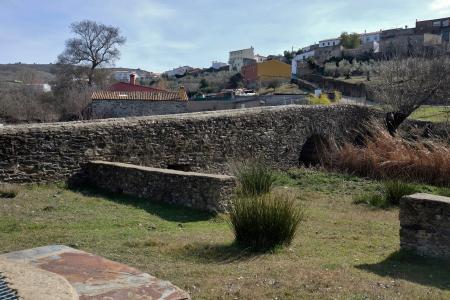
[241, 59, 291, 86]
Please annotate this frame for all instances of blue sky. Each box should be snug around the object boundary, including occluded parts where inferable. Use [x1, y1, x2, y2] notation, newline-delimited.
[1, 0, 450, 72]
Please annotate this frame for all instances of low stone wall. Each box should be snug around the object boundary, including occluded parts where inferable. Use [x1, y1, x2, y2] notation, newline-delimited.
[300, 74, 368, 98]
[400, 193, 450, 258]
[84, 161, 236, 212]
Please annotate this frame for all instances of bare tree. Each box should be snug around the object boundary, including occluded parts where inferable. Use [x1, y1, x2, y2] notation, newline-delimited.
[57, 20, 125, 85]
[371, 54, 450, 134]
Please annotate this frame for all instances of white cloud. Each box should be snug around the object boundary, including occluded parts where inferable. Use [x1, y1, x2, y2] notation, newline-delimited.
[430, 0, 450, 12]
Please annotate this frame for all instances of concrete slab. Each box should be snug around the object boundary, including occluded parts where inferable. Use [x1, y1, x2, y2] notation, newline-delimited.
[0, 245, 190, 300]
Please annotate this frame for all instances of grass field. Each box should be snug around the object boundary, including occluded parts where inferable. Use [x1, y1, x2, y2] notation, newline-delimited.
[409, 105, 450, 123]
[1, 169, 450, 299]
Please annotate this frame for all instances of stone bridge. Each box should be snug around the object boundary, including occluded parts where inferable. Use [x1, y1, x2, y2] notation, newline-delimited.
[0, 105, 374, 183]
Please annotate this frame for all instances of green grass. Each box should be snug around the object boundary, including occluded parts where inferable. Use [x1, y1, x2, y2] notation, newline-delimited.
[353, 180, 448, 209]
[409, 105, 450, 123]
[1, 170, 450, 299]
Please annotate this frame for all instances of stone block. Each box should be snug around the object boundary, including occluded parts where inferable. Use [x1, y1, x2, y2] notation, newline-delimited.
[400, 193, 450, 258]
[84, 160, 237, 213]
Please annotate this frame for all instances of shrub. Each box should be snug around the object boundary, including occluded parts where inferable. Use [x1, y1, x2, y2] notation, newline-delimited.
[334, 127, 450, 186]
[233, 160, 277, 196]
[353, 181, 418, 208]
[308, 93, 331, 105]
[0, 184, 19, 198]
[229, 192, 305, 250]
[384, 180, 418, 205]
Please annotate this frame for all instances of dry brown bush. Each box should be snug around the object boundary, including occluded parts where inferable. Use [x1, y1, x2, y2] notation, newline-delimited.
[333, 127, 450, 186]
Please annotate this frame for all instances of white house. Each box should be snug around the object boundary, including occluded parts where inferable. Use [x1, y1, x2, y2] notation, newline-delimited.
[254, 54, 267, 63]
[291, 50, 315, 77]
[164, 66, 193, 77]
[228, 47, 255, 71]
[319, 38, 341, 48]
[360, 31, 381, 44]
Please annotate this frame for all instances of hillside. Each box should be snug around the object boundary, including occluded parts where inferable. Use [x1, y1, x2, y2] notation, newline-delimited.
[0, 63, 56, 83]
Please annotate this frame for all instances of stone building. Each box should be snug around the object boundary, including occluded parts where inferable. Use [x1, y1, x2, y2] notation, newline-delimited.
[89, 88, 189, 119]
[416, 17, 450, 42]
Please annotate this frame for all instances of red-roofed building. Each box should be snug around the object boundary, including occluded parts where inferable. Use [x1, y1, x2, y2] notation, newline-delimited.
[109, 73, 164, 92]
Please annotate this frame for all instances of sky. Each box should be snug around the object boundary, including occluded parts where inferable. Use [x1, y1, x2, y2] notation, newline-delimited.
[1, 0, 450, 73]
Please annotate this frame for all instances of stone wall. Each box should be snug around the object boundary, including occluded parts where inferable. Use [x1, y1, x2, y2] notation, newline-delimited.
[84, 161, 236, 212]
[0, 105, 374, 183]
[400, 193, 450, 258]
[90, 95, 308, 119]
[300, 74, 368, 98]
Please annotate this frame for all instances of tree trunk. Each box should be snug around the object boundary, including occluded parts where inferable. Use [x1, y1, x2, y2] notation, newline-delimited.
[385, 111, 409, 136]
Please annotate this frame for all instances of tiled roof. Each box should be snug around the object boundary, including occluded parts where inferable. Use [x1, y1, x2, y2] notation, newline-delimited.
[109, 82, 164, 92]
[91, 90, 188, 101]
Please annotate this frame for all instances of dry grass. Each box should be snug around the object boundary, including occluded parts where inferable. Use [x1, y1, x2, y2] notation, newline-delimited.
[334, 129, 450, 186]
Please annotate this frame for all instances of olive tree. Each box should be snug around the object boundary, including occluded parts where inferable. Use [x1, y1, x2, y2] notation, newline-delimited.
[57, 20, 126, 85]
[371, 54, 450, 134]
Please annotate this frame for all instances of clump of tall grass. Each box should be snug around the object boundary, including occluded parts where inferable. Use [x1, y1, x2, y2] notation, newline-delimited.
[334, 127, 450, 186]
[384, 180, 418, 205]
[232, 160, 277, 196]
[229, 192, 305, 250]
[353, 180, 418, 208]
[0, 184, 19, 198]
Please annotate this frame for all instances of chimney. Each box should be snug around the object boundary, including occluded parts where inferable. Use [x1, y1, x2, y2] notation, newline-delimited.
[179, 86, 187, 101]
[129, 73, 136, 85]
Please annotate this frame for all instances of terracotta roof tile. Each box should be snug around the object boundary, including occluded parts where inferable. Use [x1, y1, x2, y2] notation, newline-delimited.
[91, 90, 188, 101]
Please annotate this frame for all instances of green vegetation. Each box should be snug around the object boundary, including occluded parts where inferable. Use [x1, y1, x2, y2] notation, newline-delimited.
[308, 93, 331, 105]
[384, 180, 418, 205]
[229, 192, 305, 250]
[1, 170, 450, 299]
[354, 180, 448, 209]
[233, 160, 277, 197]
[409, 105, 450, 123]
[340, 32, 361, 49]
[230, 161, 304, 250]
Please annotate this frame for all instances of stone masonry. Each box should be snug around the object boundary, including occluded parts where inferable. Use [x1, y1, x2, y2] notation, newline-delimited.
[400, 193, 450, 258]
[84, 161, 236, 212]
[0, 105, 374, 183]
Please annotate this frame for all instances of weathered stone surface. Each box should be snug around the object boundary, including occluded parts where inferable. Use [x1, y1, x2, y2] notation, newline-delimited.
[0, 245, 190, 300]
[0, 105, 374, 183]
[85, 161, 236, 212]
[400, 193, 450, 258]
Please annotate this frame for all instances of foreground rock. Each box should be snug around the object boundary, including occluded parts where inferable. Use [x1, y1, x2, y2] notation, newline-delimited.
[0, 245, 190, 300]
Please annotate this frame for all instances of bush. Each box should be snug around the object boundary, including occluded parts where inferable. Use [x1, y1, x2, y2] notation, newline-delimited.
[229, 192, 305, 250]
[0, 184, 19, 198]
[233, 160, 277, 196]
[334, 126, 450, 186]
[308, 93, 331, 105]
[384, 180, 418, 205]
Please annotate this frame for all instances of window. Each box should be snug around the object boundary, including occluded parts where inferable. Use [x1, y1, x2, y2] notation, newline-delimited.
[433, 21, 441, 27]
[443, 20, 449, 27]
